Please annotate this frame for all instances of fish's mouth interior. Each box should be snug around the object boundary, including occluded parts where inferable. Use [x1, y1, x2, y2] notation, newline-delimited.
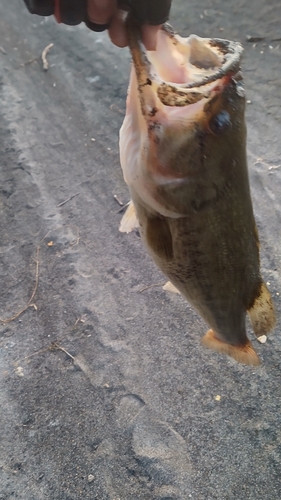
[127, 20, 243, 112]
[147, 30, 223, 86]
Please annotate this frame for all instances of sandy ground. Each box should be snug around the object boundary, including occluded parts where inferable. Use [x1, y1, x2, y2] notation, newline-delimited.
[0, 1, 281, 499]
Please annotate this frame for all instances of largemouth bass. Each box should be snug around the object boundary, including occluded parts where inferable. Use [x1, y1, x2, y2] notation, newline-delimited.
[119, 21, 276, 366]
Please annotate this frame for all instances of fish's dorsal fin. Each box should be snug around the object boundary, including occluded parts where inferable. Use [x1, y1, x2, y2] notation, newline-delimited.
[119, 201, 139, 233]
[248, 282, 276, 337]
[163, 281, 181, 294]
[201, 329, 261, 366]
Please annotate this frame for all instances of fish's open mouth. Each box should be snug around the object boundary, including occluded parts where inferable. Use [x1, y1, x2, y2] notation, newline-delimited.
[127, 19, 243, 110]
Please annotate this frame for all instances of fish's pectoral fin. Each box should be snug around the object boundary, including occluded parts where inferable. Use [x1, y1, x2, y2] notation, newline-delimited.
[119, 200, 139, 233]
[201, 329, 261, 366]
[248, 282, 276, 337]
[163, 281, 181, 294]
[146, 216, 173, 261]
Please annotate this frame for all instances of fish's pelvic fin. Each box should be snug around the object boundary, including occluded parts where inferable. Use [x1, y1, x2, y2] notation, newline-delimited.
[248, 282, 276, 337]
[201, 329, 261, 366]
[163, 281, 181, 294]
[146, 216, 173, 261]
[119, 201, 139, 233]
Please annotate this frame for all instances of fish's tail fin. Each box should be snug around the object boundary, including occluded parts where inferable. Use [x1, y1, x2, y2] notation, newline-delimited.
[248, 281, 276, 338]
[119, 200, 139, 233]
[201, 329, 261, 366]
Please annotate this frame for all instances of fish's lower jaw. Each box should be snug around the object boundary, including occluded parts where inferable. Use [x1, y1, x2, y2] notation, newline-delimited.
[201, 329, 261, 366]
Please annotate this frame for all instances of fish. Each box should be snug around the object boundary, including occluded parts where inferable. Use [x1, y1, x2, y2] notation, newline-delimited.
[119, 20, 276, 366]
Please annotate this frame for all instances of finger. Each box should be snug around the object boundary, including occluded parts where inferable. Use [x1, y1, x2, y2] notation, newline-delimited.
[141, 24, 161, 51]
[108, 9, 128, 48]
[87, 0, 116, 25]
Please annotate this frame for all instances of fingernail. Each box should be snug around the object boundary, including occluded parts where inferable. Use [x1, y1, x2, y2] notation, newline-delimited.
[141, 25, 160, 51]
[108, 10, 128, 48]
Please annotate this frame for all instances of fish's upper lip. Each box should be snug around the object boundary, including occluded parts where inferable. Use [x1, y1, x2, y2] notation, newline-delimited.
[161, 24, 243, 89]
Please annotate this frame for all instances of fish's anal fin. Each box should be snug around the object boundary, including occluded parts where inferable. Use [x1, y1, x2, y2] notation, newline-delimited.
[146, 216, 173, 261]
[119, 201, 139, 234]
[163, 281, 181, 294]
[201, 329, 261, 366]
[248, 282, 276, 337]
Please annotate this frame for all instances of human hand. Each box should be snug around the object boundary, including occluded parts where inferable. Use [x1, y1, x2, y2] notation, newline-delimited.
[23, 0, 171, 50]
[87, 0, 171, 49]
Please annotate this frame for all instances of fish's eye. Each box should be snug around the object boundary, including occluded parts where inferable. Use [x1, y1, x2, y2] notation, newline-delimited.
[208, 110, 231, 135]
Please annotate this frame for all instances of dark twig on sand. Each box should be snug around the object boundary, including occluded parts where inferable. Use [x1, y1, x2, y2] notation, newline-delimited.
[57, 192, 80, 207]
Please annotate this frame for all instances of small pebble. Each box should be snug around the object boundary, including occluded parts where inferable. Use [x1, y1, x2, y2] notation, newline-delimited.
[15, 366, 24, 377]
[258, 335, 267, 344]
[88, 474, 95, 483]
[214, 395, 221, 401]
